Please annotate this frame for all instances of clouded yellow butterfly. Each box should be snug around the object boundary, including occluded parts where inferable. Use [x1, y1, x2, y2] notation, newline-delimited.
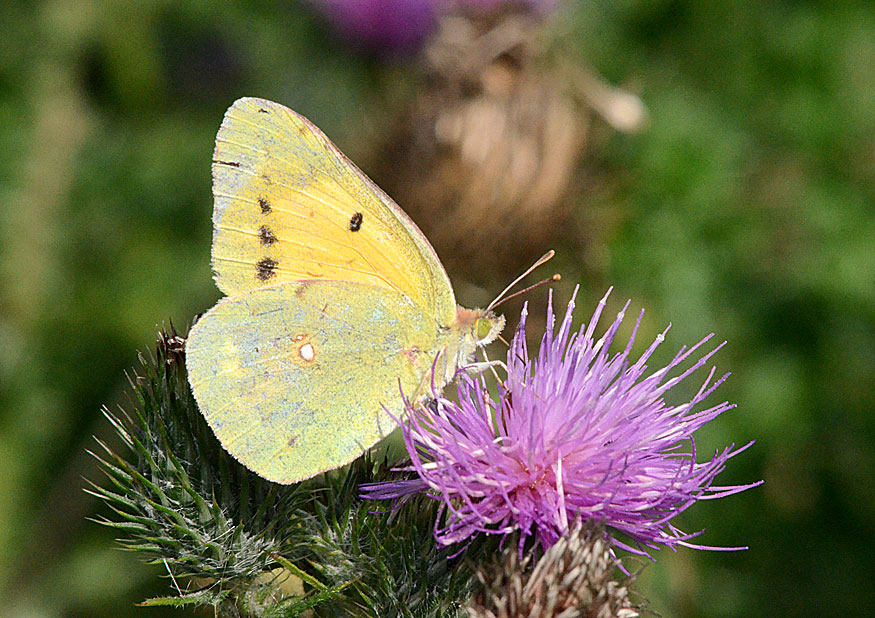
[185, 98, 504, 484]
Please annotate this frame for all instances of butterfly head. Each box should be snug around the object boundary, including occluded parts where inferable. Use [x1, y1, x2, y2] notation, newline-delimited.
[456, 307, 505, 348]
[474, 313, 505, 346]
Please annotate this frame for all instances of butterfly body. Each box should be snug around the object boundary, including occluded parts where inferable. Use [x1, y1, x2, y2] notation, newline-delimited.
[186, 98, 503, 484]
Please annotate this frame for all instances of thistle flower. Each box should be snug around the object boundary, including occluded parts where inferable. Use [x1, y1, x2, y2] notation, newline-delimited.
[363, 288, 760, 559]
[449, 0, 560, 16]
[312, 0, 560, 55]
[314, 0, 437, 54]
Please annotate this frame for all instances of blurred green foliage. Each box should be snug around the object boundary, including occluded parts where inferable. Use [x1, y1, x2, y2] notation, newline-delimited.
[0, 1, 872, 616]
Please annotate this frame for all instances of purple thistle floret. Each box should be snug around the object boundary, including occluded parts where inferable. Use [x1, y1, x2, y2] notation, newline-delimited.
[362, 288, 760, 558]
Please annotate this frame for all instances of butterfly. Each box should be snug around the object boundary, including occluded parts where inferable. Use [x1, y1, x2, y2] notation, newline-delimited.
[185, 97, 505, 484]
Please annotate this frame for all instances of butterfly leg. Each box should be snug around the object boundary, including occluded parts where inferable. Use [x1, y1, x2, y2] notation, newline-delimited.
[463, 359, 506, 376]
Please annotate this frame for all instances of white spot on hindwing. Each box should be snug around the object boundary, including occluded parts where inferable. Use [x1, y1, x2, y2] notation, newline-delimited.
[292, 333, 316, 366]
[299, 342, 315, 362]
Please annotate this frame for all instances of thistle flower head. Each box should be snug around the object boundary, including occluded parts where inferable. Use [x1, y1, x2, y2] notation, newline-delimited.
[313, 0, 560, 54]
[449, 0, 560, 16]
[315, 0, 437, 53]
[364, 288, 760, 558]
[466, 522, 640, 618]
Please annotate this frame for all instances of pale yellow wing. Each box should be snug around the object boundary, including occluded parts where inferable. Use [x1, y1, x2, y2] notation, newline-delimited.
[186, 280, 440, 484]
[210, 97, 456, 324]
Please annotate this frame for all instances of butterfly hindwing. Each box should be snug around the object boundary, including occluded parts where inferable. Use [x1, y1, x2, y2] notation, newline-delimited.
[186, 280, 440, 484]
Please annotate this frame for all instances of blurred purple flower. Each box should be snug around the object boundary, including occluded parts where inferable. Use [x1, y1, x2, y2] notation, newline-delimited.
[313, 0, 561, 54]
[314, 0, 438, 54]
[448, 0, 560, 16]
[363, 288, 760, 558]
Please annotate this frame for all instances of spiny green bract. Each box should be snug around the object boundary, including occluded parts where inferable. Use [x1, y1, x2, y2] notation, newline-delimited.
[88, 326, 492, 618]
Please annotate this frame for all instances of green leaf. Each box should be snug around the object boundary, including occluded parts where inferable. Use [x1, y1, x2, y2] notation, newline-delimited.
[138, 588, 229, 607]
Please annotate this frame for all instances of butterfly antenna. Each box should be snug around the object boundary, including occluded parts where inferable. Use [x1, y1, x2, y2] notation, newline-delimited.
[490, 274, 562, 311]
[487, 250, 558, 312]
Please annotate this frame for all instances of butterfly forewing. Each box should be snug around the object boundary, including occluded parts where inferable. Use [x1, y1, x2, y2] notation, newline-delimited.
[210, 97, 456, 324]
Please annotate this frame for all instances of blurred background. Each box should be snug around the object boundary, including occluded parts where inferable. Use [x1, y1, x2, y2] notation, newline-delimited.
[0, 0, 873, 616]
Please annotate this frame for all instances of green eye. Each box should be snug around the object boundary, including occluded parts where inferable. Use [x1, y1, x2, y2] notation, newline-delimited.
[475, 317, 493, 341]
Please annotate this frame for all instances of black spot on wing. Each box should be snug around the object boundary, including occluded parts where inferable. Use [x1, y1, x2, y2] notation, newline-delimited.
[258, 196, 271, 214]
[258, 225, 277, 246]
[256, 257, 278, 281]
[213, 159, 240, 168]
[258, 107, 270, 114]
[349, 212, 363, 232]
